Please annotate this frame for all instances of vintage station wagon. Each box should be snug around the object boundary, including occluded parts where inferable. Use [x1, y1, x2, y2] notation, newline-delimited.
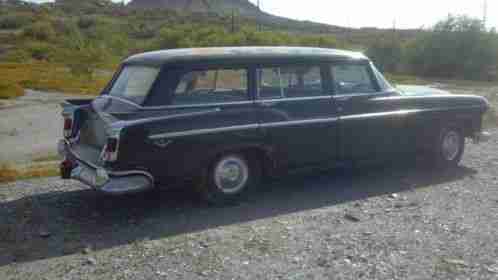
[58, 47, 491, 203]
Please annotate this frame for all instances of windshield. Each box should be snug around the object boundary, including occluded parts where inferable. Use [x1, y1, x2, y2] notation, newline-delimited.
[108, 65, 160, 105]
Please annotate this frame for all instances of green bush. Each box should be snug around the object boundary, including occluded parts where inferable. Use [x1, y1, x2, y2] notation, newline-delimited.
[22, 21, 56, 42]
[0, 14, 31, 29]
[77, 15, 98, 29]
[26, 42, 55, 61]
[404, 15, 498, 80]
[366, 38, 403, 72]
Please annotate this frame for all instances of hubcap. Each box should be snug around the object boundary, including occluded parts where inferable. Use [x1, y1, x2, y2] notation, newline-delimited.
[214, 155, 249, 194]
[442, 130, 460, 161]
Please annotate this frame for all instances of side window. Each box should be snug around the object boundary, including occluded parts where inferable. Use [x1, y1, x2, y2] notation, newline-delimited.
[173, 68, 248, 105]
[331, 64, 377, 94]
[257, 65, 324, 100]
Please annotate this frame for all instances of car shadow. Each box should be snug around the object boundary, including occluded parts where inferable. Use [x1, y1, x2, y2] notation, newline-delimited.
[0, 162, 477, 266]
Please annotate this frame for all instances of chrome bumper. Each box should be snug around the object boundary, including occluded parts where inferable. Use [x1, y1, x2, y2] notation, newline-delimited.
[472, 131, 492, 144]
[58, 140, 154, 195]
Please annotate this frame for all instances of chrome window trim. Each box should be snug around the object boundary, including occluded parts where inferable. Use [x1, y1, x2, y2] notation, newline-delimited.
[257, 95, 333, 103]
[144, 100, 254, 110]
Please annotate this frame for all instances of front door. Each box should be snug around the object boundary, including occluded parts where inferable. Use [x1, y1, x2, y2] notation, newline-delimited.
[255, 64, 339, 169]
[331, 62, 405, 161]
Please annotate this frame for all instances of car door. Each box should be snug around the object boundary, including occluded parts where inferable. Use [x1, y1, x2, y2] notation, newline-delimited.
[331, 62, 406, 161]
[255, 64, 339, 169]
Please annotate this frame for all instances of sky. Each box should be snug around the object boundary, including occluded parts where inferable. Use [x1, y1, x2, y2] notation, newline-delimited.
[28, 0, 498, 30]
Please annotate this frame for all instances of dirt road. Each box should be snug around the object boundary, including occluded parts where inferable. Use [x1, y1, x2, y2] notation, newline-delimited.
[0, 129, 497, 279]
[0, 90, 89, 163]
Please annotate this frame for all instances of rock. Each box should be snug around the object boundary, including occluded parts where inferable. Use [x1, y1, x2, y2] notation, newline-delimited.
[316, 257, 329, 267]
[8, 129, 19, 136]
[485, 265, 498, 273]
[344, 212, 361, 222]
[39, 229, 51, 238]
[82, 246, 92, 255]
[156, 271, 167, 277]
[388, 193, 399, 199]
[85, 257, 97, 266]
[199, 241, 208, 248]
[443, 258, 468, 266]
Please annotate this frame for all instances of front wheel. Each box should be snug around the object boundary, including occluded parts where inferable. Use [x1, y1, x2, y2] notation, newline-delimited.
[430, 126, 465, 168]
[196, 153, 261, 204]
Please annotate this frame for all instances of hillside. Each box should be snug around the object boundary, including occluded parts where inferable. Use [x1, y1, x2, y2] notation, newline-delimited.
[128, 0, 262, 17]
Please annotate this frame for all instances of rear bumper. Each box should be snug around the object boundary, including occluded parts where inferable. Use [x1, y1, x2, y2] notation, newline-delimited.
[58, 140, 154, 195]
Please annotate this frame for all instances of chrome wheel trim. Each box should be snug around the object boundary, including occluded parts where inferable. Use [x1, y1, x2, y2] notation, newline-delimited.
[213, 155, 249, 194]
[442, 130, 460, 161]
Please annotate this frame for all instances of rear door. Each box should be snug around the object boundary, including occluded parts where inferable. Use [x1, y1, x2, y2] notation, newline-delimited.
[331, 62, 405, 161]
[255, 64, 339, 169]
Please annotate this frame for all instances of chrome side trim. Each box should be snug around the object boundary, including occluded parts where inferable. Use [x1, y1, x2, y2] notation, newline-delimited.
[148, 106, 482, 140]
[125, 108, 221, 126]
[149, 124, 259, 140]
[260, 117, 339, 128]
[341, 109, 421, 121]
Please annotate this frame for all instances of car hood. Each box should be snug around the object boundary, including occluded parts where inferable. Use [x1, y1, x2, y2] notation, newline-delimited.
[396, 85, 451, 96]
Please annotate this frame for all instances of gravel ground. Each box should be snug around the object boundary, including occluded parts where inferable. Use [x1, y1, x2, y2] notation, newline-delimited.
[0, 130, 497, 280]
[0, 90, 89, 163]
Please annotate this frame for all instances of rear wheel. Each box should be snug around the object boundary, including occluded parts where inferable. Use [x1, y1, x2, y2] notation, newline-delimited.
[430, 125, 465, 168]
[197, 153, 261, 204]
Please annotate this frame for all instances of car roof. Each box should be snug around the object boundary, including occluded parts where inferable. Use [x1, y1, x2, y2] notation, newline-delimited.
[123, 46, 368, 66]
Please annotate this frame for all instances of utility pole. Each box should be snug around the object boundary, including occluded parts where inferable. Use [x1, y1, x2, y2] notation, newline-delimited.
[483, 0, 488, 29]
[257, 0, 261, 31]
[231, 9, 235, 33]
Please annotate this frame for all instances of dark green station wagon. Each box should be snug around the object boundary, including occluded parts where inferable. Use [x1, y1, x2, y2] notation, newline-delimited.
[58, 47, 491, 203]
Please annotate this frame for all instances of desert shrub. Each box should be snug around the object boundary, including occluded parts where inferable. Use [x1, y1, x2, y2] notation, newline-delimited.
[0, 62, 111, 95]
[0, 14, 31, 29]
[5, 49, 32, 63]
[26, 42, 55, 61]
[77, 15, 98, 29]
[404, 15, 498, 80]
[22, 21, 56, 42]
[0, 164, 19, 183]
[366, 38, 403, 72]
[0, 80, 24, 99]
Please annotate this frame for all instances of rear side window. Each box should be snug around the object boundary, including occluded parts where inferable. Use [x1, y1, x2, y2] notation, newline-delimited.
[173, 69, 248, 105]
[331, 64, 377, 94]
[257, 66, 324, 100]
[108, 65, 160, 105]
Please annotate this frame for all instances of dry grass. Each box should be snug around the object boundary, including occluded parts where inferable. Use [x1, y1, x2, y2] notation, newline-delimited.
[0, 162, 59, 184]
[0, 63, 112, 96]
[0, 80, 25, 99]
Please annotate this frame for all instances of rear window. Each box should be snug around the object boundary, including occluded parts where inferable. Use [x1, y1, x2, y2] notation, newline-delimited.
[173, 68, 248, 105]
[108, 65, 160, 105]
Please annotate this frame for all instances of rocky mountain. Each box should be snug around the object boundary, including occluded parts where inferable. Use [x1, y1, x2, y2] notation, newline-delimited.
[127, 0, 262, 17]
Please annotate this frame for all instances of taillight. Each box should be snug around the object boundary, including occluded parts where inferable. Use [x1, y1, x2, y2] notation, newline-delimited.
[63, 118, 73, 138]
[102, 137, 119, 162]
